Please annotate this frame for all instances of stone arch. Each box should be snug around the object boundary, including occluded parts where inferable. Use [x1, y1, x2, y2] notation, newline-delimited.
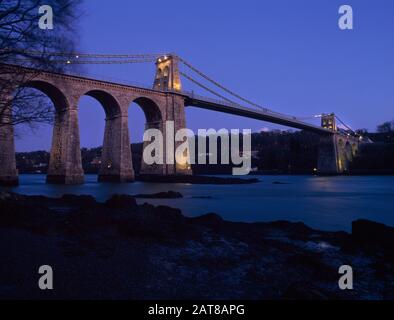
[162, 66, 170, 89]
[163, 66, 169, 77]
[128, 96, 165, 176]
[22, 80, 69, 111]
[81, 89, 122, 118]
[132, 96, 163, 124]
[0, 79, 72, 185]
[15, 80, 84, 184]
[76, 89, 133, 182]
[156, 68, 163, 79]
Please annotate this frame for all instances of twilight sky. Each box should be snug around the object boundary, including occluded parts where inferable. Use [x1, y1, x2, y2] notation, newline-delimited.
[15, 0, 394, 151]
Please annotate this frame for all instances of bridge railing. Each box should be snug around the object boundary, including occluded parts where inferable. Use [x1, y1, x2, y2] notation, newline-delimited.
[59, 68, 155, 91]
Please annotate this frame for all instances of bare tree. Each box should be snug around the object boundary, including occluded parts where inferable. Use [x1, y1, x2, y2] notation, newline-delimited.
[0, 0, 82, 128]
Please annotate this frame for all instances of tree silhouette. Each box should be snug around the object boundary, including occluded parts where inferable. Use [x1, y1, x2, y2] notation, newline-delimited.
[0, 0, 82, 128]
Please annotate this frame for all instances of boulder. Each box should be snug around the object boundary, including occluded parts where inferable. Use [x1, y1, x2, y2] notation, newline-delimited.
[105, 194, 138, 210]
[61, 194, 97, 207]
[352, 219, 394, 252]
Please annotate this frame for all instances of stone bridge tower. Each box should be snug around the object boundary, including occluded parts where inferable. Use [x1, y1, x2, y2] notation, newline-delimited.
[317, 113, 359, 174]
[321, 113, 337, 131]
[153, 55, 182, 92]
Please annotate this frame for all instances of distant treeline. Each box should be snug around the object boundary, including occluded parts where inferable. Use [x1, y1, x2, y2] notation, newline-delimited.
[350, 132, 394, 174]
[15, 130, 394, 175]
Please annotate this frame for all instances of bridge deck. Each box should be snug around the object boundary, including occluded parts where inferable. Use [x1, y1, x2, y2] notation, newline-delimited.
[184, 94, 332, 135]
[1, 63, 332, 135]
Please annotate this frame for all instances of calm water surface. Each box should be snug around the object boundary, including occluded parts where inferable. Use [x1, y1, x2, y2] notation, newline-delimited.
[2, 174, 394, 231]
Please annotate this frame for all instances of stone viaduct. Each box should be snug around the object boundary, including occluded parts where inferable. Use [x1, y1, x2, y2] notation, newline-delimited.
[0, 56, 191, 185]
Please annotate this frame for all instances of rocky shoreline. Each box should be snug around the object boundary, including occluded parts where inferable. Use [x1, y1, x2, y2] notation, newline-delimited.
[0, 192, 393, 299]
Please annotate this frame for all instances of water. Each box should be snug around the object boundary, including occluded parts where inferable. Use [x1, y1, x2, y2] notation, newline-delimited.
[2, 174, 394, 232]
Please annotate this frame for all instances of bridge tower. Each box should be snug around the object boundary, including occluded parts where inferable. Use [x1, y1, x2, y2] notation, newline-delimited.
[321, 113, 337, 131]
[153, 55, 182, 92]
[317, 113, 359, 174]
[147, 54, 191, 177]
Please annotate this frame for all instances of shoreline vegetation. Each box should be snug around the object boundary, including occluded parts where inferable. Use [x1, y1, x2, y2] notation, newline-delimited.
[1, 191, 393, 299]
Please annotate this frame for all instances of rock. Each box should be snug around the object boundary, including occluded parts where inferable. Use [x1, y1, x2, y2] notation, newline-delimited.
[105, 194, 138, 210]
[352, 219, 394, 252]
[0, 197, 54, 234]
[154, 205, 183, 220]
[272, 181, 290, 185]
[0, 192, 12, 201]
[269, 220, 313, 235]
[61, 194, 97, 207]
[191, 213, 224, 226]
[1, 192, 394, 299]
[133, 191, 183, 199]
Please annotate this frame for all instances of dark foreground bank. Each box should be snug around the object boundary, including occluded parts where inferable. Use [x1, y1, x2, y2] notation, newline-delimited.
[0, 192, 393, 300]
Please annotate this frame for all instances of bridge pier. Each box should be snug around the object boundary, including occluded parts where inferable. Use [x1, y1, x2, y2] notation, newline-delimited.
[317, 133, 359, 175]
[170, 95, 192, 176]
[139, 120, 167, 175]
[317, 135, 339, 174]
[137, 94, 192, 177]
[0, 105, 18, 186]
[46, 108, 84, 184]
[98, 114, 134, 182]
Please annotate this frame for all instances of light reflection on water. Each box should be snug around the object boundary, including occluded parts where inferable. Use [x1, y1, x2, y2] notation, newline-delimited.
[2, 174, 394, 232]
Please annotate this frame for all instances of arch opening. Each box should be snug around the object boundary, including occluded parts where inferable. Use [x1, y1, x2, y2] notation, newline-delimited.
[156, 68, 163, 79]
[77, 91, 120, 175]
[132, 97, 162, 124]
[10, 82, 69, 175]
[83, 90, 122, 119]
[128, 97, 163, 174]
[22, 80, 69, 112]
[11, 87, 56, 176]
[163, 66, 169, 77]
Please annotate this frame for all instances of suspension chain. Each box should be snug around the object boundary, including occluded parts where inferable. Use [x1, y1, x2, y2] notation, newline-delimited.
[177, 56, 268, 111]
[335, 115, 357, 135]
[180, 71, 236, 104]
[0, 49, 164, 59]
[5, 58, 158, 64]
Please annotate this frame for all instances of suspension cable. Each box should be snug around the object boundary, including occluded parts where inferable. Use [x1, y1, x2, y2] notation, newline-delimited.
[180, 71, 237, 104]
[335, 115, 358, 135]
[177, 56, 268, 111]
[5, 58, 158, 65]
[0, 49, 165, 59]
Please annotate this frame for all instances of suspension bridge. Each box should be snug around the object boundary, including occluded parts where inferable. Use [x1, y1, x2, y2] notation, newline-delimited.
[0, 50, 361, 185]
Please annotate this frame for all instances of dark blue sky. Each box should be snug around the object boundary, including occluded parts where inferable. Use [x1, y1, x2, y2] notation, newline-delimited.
[16, 0, 394, 151]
